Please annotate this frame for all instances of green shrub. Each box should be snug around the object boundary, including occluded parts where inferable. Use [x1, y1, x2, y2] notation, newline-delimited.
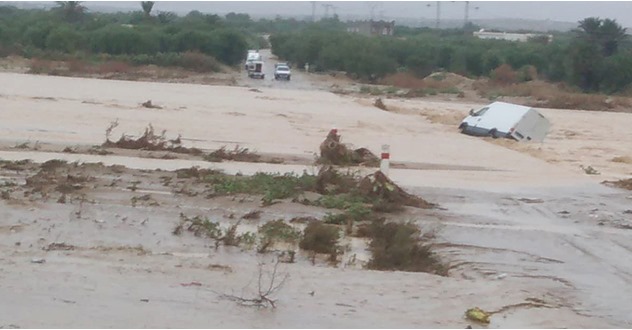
[178, 51, 221, 72]
[299, 221, 340, 254]
[257, 219, 301, 252]
[45, 26, 82, 53]
[366, 219, 446, 275]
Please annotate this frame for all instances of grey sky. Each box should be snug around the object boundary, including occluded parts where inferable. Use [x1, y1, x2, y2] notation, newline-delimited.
[16, 1, 632, 27]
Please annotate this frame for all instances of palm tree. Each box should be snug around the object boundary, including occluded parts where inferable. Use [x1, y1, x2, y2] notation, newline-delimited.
[599, 19, 627, 56]
[577, 17, 627, 56]
[55, 1, 86, 22]
[141, 1, 154, 19]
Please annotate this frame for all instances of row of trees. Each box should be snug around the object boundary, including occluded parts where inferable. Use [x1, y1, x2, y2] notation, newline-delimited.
[270, 17, 631, 93]
[1, 3, 630, 93]
[0, 3, 258, 66]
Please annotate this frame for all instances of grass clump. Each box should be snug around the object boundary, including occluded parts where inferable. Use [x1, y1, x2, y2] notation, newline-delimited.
[316, 193, 364, 209]
[323, 202, 372, 225]
[206, 171, 317, 205]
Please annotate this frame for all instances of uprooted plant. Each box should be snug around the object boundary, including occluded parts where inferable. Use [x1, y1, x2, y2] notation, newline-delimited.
[603, 178, 632, 191]
[311, 166, 435, 213]
[174, 214, 255, 248]
[204, 145, 262, 163]
[102, 123, 202, 155]
[317, 129, 380, 166]
[218, 258, 289, 308]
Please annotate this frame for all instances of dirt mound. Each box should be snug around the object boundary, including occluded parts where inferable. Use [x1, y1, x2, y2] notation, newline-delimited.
[317, 130, 379, 167]
[380, 71, 474, 96]
[380, 72, 426, 89]
[424, 72, 475, 90]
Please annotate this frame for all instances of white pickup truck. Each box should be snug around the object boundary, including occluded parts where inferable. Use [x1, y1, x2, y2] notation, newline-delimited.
[274, 64, 291, 81]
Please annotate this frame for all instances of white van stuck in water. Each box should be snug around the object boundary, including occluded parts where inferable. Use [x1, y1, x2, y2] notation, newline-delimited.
[458, 101, 551, 142]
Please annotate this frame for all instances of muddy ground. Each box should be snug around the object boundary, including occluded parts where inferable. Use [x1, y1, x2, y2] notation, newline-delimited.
[1, 50, 632, 328]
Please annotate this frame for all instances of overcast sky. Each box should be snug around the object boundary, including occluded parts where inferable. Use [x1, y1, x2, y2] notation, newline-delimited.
[24, 1, 632, 27]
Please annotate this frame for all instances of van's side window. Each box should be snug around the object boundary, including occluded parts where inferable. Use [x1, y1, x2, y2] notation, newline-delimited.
[473, 107, 489, 116]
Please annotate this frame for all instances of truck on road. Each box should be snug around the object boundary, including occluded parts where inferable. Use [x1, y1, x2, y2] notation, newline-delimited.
[247, 61, 265, 79]
[245, 50, 262, 70]
[274, 64, 291, 81]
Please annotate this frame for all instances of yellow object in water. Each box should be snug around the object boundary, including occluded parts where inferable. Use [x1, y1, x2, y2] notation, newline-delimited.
[465, 307, 491, 324]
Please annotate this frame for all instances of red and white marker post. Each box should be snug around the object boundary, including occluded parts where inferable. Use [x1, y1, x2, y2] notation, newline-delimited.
[380, 144, 390, 176]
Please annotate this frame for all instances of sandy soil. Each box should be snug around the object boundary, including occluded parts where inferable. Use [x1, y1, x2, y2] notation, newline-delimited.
[1, 58, 632, 328]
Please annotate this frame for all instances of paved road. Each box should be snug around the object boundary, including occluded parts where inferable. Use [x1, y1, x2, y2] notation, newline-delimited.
[236, 49, 336, 92]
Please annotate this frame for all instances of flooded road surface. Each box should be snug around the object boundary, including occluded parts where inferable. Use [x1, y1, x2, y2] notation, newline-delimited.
[235, 49, 347, 92]
[422, 185, 632, 327]
[1, 148, 631, 327]
[1, 67, 632, 327]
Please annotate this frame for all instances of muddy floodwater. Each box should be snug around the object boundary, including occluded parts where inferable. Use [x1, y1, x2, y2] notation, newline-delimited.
[1, 68, 632, 328]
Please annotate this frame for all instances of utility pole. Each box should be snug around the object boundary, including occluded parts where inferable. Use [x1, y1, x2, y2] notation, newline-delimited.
[322, 4, 333, 19]
[368, 2, 380, 21]
[464, 1, 470, 28]
[311, 1, 316, 22]
[435, 1, 441, 29]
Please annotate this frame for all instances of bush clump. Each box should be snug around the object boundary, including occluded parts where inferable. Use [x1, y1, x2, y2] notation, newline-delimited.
[257, 219, 301, 252]
[299, 221, 340, 254]
[366, 219, 446, 275]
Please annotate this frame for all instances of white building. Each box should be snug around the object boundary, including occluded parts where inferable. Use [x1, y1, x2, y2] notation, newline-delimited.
[473, 29, 553, 43]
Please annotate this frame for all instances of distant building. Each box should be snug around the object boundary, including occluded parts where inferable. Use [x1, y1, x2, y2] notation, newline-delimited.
[346, 20, 395, 36]
[473, 29, 553, 43]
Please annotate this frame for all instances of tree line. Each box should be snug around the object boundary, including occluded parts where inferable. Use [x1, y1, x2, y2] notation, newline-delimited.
[1, 3, 630, 93]
[270, 17, 632, 94]
[0, 2, 264, 66]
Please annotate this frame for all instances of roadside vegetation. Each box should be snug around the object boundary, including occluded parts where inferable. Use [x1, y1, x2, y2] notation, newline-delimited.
[0, 2, 257, 72]
[2, 3, 630, 106]
[270, 17, 632, 97]
[167, 163, 443, 273]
